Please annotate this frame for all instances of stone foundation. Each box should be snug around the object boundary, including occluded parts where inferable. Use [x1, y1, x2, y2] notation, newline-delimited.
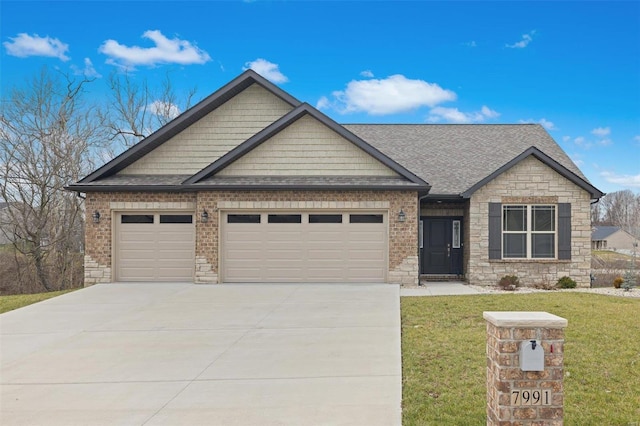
[83, 255, 111, 285]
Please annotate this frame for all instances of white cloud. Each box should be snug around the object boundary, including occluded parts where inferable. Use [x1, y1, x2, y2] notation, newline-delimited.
[316, 96, 331, 110]
[360, 70, 374, 78]
[562, 136, 571, 143]
[597, 138, 612, 146]
[480, 105, 500, 118]
[465, 41, 477, 47]
[428, 105, 500, 124]
[634, 135, 640, 145]
[323, 74, 457, 115]
[519, 118, 556, 130]
[591, 127, 611, 137]
[506, 30, 536, 49]
[99, 30, 211, 69]
[601, 171, 640, 188]
[72, 58, 101, 78]
[3, 33, 69, 61]
[242, 58, 288, 83]
[574, 136, 586, 145]
[147, 100, 181, 120]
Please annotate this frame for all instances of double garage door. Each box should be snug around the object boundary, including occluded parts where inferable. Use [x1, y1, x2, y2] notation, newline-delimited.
[222, 212, 387, 283]
[115, 213, 195, 282]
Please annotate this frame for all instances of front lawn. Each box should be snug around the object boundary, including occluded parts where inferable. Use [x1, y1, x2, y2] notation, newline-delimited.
[402, 293, 640, 425]
[0, 290, 74, 314]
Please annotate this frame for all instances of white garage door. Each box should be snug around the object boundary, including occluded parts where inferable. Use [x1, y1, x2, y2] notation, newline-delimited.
[222, 212, 387, 283]
[115, 213, 195, 282]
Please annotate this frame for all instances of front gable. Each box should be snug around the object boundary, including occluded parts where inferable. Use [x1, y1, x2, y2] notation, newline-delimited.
[120, 84, 295, 175]
[217, 114, 399, 177]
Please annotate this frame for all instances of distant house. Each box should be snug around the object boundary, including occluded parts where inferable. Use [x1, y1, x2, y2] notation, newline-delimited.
[592, 226, 640, 252]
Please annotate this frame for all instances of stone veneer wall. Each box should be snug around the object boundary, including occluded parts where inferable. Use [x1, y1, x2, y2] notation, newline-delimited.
[467, 156, 592, 287]
[84, 190, 418, 286]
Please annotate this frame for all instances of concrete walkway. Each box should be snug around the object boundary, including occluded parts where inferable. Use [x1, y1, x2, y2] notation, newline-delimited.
[0, 283, 401, 426]
[400, 282, 480, 296]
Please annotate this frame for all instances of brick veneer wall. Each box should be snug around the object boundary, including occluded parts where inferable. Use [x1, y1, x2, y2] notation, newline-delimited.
[468, 156, 592, 287]
[84, 190, 418, 285]
[484, 312, 567, 425]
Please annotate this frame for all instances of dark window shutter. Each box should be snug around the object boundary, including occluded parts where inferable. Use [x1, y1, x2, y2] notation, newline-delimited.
[558, 203, 571, 260]
[488, 203, 502, 259]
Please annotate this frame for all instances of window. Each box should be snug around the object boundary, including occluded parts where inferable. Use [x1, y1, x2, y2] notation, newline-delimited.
[349, 214, 383, 224]
[268, 214, 302, 224]
[309, 214, 342, 223]
[452, 220, 461, 249]
[503, 205, 556, 258]
[228, 214, 261, 224]
[121, 215, 154, 224]
[160, 215, 193, 224]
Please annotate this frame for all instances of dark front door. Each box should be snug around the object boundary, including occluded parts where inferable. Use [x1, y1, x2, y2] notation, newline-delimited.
[420, 217, 463, 275]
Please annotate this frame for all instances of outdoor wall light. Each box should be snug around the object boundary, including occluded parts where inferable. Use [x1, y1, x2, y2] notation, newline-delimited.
[398, 209, 406, 223]
[92, 210, 100, 224]
[201, 210, 209, 223]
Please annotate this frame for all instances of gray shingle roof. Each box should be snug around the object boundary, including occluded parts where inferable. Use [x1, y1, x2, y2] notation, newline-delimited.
[591, 226, 620, 240]
[344, 124, 587, 196]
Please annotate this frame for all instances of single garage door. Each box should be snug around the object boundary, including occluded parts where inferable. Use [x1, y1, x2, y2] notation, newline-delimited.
[115, 212, 195, 282]
[222, 212, 387, 283]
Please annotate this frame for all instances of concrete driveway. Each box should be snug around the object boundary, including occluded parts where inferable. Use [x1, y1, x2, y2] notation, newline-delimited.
[0, 283, 401, 426]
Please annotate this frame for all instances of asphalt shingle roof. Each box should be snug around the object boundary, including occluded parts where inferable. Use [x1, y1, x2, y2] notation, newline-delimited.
[591, 226, 620, 240]
[344, 124, 587, 195]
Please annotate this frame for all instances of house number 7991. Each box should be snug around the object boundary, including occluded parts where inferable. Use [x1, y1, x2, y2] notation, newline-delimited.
[510, 389, 551, 406]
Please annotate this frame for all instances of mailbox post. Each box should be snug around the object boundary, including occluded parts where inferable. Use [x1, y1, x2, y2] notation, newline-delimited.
[484, 312, 567, 425]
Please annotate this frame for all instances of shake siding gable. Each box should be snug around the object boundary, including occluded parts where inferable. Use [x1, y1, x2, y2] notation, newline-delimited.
[119, 84, 294, 175]
[217, 115, 399, 177]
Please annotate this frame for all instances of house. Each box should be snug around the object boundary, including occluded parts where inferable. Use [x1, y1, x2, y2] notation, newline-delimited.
[592, 226, 640, 252]
[67, 70, 603, 287]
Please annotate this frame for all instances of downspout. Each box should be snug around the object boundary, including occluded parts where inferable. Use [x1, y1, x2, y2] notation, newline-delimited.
[417, 192, 430, 286]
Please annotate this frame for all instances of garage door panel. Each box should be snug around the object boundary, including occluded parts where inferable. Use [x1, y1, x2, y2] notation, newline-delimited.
[116, 213, 194, 282]
[223, 211, 387, 283]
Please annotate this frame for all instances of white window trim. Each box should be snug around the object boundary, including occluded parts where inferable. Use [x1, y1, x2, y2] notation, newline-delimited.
[502, 205, 557, 259]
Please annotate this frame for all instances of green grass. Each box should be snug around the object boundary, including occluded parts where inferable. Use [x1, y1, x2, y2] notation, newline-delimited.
[402, 293, 640, 425]
[0, 290, 74, 313]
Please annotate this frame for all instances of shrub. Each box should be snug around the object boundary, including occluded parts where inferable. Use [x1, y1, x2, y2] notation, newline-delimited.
[498, 275, 520, 291]
[557, 276, 577, 289]
[613, 276, 624, 289]
[532, 281, 557, 290]
[621, 271, 637, 291]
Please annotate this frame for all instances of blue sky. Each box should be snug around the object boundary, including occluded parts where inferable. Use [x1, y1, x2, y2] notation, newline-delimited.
[2, 1, 639, 194]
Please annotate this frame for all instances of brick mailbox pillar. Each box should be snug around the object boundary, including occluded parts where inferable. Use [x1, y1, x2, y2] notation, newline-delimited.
[483, 312, 568, 426]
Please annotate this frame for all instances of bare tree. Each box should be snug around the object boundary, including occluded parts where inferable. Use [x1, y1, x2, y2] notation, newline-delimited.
[0, 68, 102, 292]
[597, 190, 640, 237]
[102, 71, 197, 154]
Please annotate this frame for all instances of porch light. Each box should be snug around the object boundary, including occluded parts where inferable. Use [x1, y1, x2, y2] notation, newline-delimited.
[398, 209, 406, 223]
[92, 210, 100, 224]
[201, 210, 209, 223]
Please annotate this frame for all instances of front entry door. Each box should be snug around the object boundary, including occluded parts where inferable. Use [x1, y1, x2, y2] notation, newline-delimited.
[420, 217, 463, 275]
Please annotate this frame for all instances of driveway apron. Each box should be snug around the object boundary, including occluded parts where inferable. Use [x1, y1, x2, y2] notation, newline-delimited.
[0, 283, 401, 426]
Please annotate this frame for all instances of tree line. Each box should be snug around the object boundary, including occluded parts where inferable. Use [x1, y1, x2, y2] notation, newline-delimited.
[591, 190, 640, 239]
[0, 67, 195, 294]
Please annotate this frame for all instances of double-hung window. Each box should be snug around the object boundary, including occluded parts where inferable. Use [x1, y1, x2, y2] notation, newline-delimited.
[503, 205, 556, 258]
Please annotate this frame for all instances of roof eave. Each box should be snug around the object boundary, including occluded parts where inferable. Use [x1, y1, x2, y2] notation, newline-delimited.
[66, 183, 430, 192]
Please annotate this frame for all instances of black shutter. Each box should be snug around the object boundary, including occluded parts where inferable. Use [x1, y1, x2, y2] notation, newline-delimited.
[558, 203, 571, 260]
[488, 203, 502, 260]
